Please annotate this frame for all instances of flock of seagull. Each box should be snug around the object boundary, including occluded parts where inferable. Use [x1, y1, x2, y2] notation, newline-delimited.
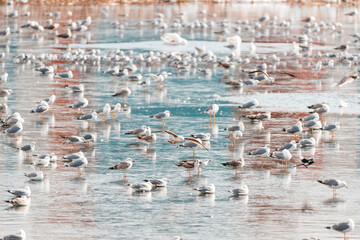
[0, 1, 359, 239]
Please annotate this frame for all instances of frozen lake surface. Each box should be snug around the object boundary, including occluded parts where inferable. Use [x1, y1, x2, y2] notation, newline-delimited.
[1, 2, 360, 240]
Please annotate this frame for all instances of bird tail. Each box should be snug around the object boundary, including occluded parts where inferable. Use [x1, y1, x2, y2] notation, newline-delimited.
[111, 93, 117, 97]
[317, 180, 324, 184]
[61, 136, 68, 139]
[282, 128, 286, 132]
[247, 153, 252, 155]
[30, 110, 35, 113]
[69, 106, 73, 108]
[64, 163, 70, 167]
[109, 166, 115, 170]
[149, 115, 154, 118]
[221, 162, 228, 166]
[325, 226, 331, 230]
[309, 110, 315, 113]
[125, 132, 132, 135]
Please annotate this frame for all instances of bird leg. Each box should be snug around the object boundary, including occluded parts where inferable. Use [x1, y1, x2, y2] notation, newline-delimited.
[189, 171, 192, 181]
[332, 132, 334, 141]
[294, 134, 300, 142]
[148, 143, 152, 151]
[192, 150, 196, 159]
[102, 116, 106, 123]
[197, 167, 201, 176]
[123, 98, 126, 104]
[212, 113, 217, 120]
[123, 170, 127, 178]
[112, 113, 117, 119]
[162, 119, 166, 127]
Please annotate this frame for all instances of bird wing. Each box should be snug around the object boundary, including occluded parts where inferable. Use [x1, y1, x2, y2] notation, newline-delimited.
[184, 137, 209, 152]
[252, 147, 266, 155]
[113, 161, 131, 169]
[323, 179, 339, 186]
[248, 70, 270, 79]
[68, 159, 85, 167]
[332, 222, 350, 232]
[6, 125, 21, 134]
[162, 130, 178, 138]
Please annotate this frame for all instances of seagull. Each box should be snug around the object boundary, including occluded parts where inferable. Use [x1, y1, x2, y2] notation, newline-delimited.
[238, 99, 259, 110]
[82, 133, 97, 147]
[228, 185, 249, 196]
[138, 133, 157, 151]
[5, 196, 31, 206]
[0, 89, 13, 98]
[65, 157, 88, 175]
[30, 101, 49, 117]
[109, 158, 134, 179]
[298, 137, 316, 147]
[194, 183, 215, 194]
[303, 120, 322, 133]
[309, 103, 330, 115]
[62, 135, 86, 148]
[24, 171, 44, 181]
[95, 103, 111, 122]
[337, 72, 359, 90]
[248, 144, 270, 157]
[225, 130, 243, 146]
[3, 121, 23, 141]
[0, 103, 8, 113]
[112, 87, 132, 104]
[1, 112, 24, 128]
[224, 121, 245, 132]
[159, 130, 185, 147]
[144, 178, 169, 187]
[69, 98, 88, 113]
[7, 186, 31, 197]
[295, 157, 315, 168]
[177, 159, 198, 180]
[179, 138, 209, 159]
[35, 66, 54, 74]
[0, 72, 8, 84]
[62, 151, 84, 162]
[246, 111, 271, 122]
[110, 103, 121, 119]
[66, 84, 84, 92]
[275, 140, 297, 151]
[271, 149, 292, 167]
[37, 152, 57, 162]
[326, 219, 354, 240]
[125, 125, 151, 138]
[195, 159, 211, 175]
[283, 121, 302, 141]
[130, 182, 153, 192]
[204, 104, 219, 120]
[161, 33, 187, 45]
[300, 113, 319, 122]
[77, 111, 97, 128]
[38, 95, 56, 105]
[17, 142, 36, 157]
[221, 158, 245, 176]
[317, 179, 348, 197]
[57, 28, 71, 38]
[1, 229, 26, 240]
[190, 133, 211, 141]
[150, 110, 171, 127]
[321, 122, 341, 140]
[55, 70, 73, 79]
[308, 101, 327, 110]
[33, 156, 50, 174]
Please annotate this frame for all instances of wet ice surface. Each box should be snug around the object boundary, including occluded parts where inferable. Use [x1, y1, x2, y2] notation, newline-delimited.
[1, 2, 360, 240]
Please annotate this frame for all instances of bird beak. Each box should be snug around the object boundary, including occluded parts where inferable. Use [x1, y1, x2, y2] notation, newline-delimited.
[345, 185, 349, 189]
[167, 179, 170, 182]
